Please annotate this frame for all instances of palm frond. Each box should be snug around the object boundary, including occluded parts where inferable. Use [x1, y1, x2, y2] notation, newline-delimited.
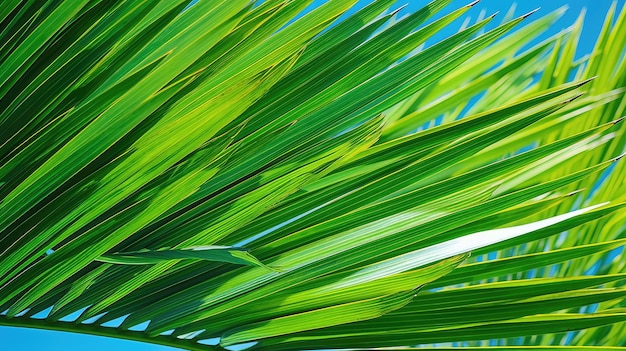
[0, 1, 625, 350]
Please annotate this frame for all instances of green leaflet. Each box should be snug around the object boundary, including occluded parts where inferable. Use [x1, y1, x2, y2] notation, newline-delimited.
[321, 203, 609, 288]
[96, 246, 270, 269]
[256, 312, 626, 351]
[432, 239, 626, 288]
[219, 288, 417, 347]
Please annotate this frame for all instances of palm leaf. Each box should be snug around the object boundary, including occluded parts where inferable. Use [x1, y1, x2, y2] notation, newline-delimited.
[0, 1, 625, 350]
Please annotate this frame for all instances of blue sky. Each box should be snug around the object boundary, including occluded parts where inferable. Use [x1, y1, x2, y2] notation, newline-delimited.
[2, 0, 624, 350]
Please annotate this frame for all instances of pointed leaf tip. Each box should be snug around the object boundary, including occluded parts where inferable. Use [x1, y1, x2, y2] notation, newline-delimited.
[563, 92, 585, 103]
[567, 189, 585, 197]
[576, 76, 598, 87]
[522, 7, 541, 19]
[490, 11, 499, 19]
[393, 4, 408, 13]
[467, 0, 480, 7]
[612, 116, 625, 125]
[613, 153, 626, 162]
